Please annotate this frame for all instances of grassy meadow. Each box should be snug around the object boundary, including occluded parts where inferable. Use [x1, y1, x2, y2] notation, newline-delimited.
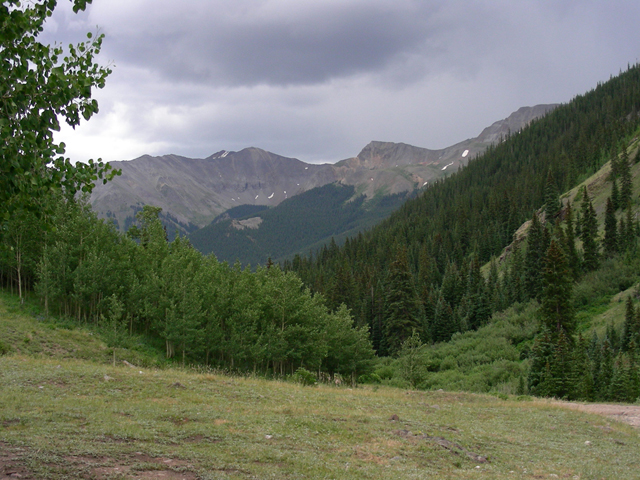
[1, 293, 639, 480]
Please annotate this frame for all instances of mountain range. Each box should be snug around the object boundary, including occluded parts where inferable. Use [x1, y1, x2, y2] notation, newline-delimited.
[89, 104, 558, 239]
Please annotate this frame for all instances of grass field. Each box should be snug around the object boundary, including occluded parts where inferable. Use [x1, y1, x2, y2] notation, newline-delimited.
[1, 294, 639, 479]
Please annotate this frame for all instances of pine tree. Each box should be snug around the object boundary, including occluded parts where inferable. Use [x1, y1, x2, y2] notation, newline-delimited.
[608, 354, 628, 402]
[528, 328, 555, 396]
[603, 197, 618, 256]
[524, 213, 546, 300]
[506, 243, 526, 304]
[570, 334, 594, 400]
[619, 148, 633, 210]
[580, 191, 599, 272]
[431, 294, 457, 343]
[383, 246, 424, 355]
[548, 330, 573, 398]
[606, 322, 621, 353]
[597, 338, 614, 400]
[462, 256, 491, 330]
[540, 239, 575, 340]
[622, 296, 636, 351]
[627, 341, 640, 401]
[611, 179, 620, 210]
[622, 207, 636, 252]
[563, 201, 581, 280]
[544, 170, 561, 224]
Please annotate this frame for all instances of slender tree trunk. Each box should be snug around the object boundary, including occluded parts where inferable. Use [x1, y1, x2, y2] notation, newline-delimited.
[15, 247, 22, 304]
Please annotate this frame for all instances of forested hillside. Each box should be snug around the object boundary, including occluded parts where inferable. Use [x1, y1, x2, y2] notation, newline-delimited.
[189, 183, 411, 266]
[287, 65, 640, 401]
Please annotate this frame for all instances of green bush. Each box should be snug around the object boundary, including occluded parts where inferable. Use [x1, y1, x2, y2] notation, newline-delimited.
[358, 373, 382, 384]
[373, 364, 396, 380]
[292, 367, 317, 386]
[0, 340, 10, 356]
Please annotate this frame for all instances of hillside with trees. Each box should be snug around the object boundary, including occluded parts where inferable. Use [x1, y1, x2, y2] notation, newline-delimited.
[188, 183, 411, 266]
[287, 65, 640, 401]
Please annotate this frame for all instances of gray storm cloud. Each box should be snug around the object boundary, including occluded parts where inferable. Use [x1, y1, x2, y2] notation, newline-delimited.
[88, 0, 439, 86]
[44, 0, 640, 164]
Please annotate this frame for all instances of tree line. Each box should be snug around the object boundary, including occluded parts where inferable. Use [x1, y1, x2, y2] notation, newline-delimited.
[0, 200, 374, 380]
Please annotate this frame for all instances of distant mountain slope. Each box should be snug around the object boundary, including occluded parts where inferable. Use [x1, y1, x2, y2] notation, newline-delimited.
[90, 149, 338, 234]
[90, 105, 557, 236]
[189, 183, 411, 266]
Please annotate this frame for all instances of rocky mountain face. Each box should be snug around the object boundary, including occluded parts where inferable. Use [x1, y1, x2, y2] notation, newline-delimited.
[90, 104, 558, 234]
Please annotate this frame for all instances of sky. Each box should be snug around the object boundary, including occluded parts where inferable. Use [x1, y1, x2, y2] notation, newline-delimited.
[44, 0, 640, 165]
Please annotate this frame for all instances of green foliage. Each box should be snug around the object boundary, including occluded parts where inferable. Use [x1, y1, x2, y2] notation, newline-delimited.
[524, 213, 547, 300]
[0, 196, 375, 380]
[603, 197, 619, 256]
[292, 367, 317, 386]
[397, 329, 426, 388]
[99, 294, 127, 366]
[579, 191, 600, 272]
[383, 246, 423, 354]
[540, 239, 575, 340]
[0, 0, 118, 221]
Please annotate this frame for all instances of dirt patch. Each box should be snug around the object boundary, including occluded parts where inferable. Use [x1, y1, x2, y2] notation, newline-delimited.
[0, 442, 199, 480]
[132, 471, 197, 479]
[1, 419, 20, 428]
[396, 429, 488, 463]
[551, 401, 640, 429]
[0, 442, 33, 480]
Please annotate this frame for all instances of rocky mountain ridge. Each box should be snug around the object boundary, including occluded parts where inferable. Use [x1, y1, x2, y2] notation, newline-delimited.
[90, 104, 558, 234]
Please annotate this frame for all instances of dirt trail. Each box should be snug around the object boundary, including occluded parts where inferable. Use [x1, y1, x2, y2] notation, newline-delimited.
[550, 401, 640, 429]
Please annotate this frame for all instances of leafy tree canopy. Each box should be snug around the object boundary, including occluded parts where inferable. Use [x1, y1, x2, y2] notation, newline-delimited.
[0, 0, 117, 220]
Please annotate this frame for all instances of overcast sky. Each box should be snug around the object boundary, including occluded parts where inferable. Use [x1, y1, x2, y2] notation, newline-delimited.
[44, 0, 640, 164]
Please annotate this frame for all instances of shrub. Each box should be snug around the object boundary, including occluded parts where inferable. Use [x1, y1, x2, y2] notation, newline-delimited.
[358, 373, 382, 384]
[292, 367, 317, 386]
[0, 340, 10, 356]
[374, 364, 396, 380]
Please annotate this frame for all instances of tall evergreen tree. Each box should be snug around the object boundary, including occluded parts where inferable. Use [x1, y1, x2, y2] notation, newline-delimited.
[383, 246, 424, 355]
[524, 213, 546, 300]
[544, 170, 561, 224]
[563, 201, 581, 280]
[622, 296, 636, 351]
[611, 179, 620, 210]
[570, 334, 594, 400]
[540, 239, 575, 341]
[597, 338, 614, 400]
[505, 243, 526, 304]
[528, 328, 555, 396]
[619, 148, 633, 210]
[548, 330, 573, 398]
[603, 197, 618, 256]
[431, 293, 457, 343]
[580, 190, 600, 272]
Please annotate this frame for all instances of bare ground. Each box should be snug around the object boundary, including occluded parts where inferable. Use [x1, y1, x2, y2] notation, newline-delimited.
[0, 443, 198, 480]
[550, 401, 640, 429]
